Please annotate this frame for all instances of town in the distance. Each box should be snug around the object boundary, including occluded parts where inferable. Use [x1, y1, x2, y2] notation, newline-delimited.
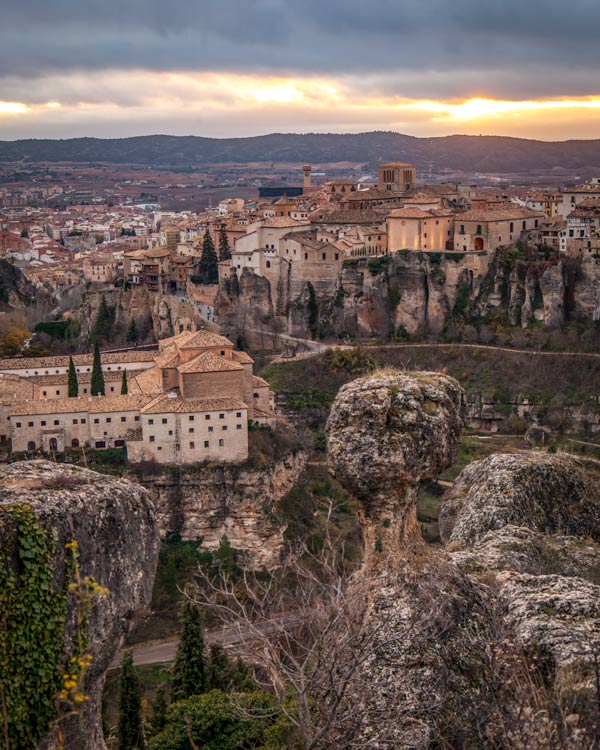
[0, 158, 598, 464]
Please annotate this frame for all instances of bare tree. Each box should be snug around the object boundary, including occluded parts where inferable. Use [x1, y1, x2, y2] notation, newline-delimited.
[192, 505, 402, 749]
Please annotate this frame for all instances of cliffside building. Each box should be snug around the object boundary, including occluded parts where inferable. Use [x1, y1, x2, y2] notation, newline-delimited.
[0, 330, 275, 464]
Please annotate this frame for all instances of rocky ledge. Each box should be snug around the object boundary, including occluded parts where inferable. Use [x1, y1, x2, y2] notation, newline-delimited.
[0, 460, 159, 750]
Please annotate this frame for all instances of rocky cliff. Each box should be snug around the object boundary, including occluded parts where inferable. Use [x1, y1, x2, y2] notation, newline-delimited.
[133, 449, 306, 569]
[0, 460, 159, 750]
[325, 372, 600, 748]
[218, 251, 600, 352]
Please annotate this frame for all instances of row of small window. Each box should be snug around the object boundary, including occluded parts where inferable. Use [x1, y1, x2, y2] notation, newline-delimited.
[15, 415, 140, 428]
[150, 439, 227, 449]
[42, 385, 121, 397]
[23, 365, 126, 376]
[146, 411, 243, 426]
[187, 424, 243, 434]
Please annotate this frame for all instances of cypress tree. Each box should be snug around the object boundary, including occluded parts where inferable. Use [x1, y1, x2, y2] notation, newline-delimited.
[67, 356, 78, 397]
[121, 369, 128, 395]
[218, 226, 231, 261]
[171, 599, 206, 701]
[117, 651, 145, 749]
[126, 318, 138, 345]
[148, 686, 167, 736]
[91, 340, 105, 396]
[197, 229, 218, 285]
[92, 295, 115, 343]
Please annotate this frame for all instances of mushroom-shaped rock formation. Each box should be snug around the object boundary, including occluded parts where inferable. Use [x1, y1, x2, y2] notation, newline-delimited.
[326, 370, 465, 569]
[440, 452, 600, 547]
[0, 460, 159, 750]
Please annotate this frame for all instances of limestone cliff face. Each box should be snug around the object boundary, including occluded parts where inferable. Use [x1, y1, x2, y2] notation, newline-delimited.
[134, 449, 306, 569]
[325, 372, 600, 747]
[0, 460, 159, 750]
[217, 252, 600, 352]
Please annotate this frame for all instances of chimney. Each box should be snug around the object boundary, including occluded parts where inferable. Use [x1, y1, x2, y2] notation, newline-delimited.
[302, 165, 312, 194]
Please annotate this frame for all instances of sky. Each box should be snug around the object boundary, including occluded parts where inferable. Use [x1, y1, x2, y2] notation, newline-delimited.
[2, 0, 600, 141]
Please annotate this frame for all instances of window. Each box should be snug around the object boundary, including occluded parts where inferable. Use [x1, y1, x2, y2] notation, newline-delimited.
[237, 424, 242, 430]
[189, 427, 194, 433]
[204, 440, 209, 448]
[219, 413, 225, 419]
[335, 253, 339, 260]
[54, 420, 59, 426]
[95, 441, 106, 449]
[460, 225, 465, 234]
[322, 253, 326, 261]
[219, 439, 224, 446]
[106, 417, 111, 423]
[149, 419, 154, 425]
[41, 420, 46, 426]
[236, 412, 242, 418]
[42, 390, 47, 396]
[27, 441, 36, 451]
[205, 414, 211, 420]
[121, 416, 126, 422]
[304, 253, 308, 260]
[81, 418, 86, 424]
[168, 430, 173, 436]
[149, 436, 155, 443]
[476, 225, 482, 235]
[28, 421, 34, 427]
[134, 416, 140, 422]
[162, 418, 167, 424]
[510, 222, 514, 232]
[15, 422, 21, 428]
[189, 441, 195, 449]
[189, 415, 195, 421]
[110, 387, 115, 393]
[253, 393, 259, 399]
[522, 221, 526, 231]
[73, 419, 78, 425]
[222, 426, 228, 431]
[208, 426, 213, 433]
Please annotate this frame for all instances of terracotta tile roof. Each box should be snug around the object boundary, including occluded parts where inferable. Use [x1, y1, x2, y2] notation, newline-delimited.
[388, 207, 454, 219]
[0, 350, 156, 371]
[159, 329, 233, 351]
[127, 366, 163, 395]
[232, 350, 255, 365]
[310, 209, 386, 225]
[154, 350, 181, 369]
[0, 374, 35, 402]
[141, 393, 247, 414]
[252, 375, 270, 388]
[456, 207, 544, 222]
[177, 351, 244, 374]
[11, 394, 152, 417]
[260, 217, 303, 228]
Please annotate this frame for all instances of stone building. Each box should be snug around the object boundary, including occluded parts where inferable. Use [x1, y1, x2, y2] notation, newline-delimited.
[1, 329, 275, 464]
[453, 207, 543, 253]
[387, 208, 454, 252]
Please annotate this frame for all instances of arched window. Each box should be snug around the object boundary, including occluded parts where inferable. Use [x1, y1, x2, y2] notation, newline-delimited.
[266, 261, 271, 268]
[49, 437, 58, 452]
[27, 441, 36, 451]
[71, 438, 80, 448]
[253, 392, 259, 398]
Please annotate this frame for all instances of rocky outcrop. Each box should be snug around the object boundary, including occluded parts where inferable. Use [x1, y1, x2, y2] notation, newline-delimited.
[134, 449, 306, 568]
[325, 372, 600, 747]
[0, 460, 159, 750]
[327, 370, 465, 570]
[441, 452, 600, 742]
[439, 452, 600, 546]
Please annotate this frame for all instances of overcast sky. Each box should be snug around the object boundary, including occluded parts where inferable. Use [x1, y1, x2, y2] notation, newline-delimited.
[1, 0, 599, 140]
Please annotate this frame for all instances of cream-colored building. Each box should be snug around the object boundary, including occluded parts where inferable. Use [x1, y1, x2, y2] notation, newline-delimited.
[453, 207, 544, 253]
[378, 162, 416, 193]
[83, 254, 118, 284]
[3, 329, 275, 465]
[387, 208, 454, 252]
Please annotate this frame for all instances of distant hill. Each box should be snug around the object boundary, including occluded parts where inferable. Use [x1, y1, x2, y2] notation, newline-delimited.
[2, 132, 600, 174]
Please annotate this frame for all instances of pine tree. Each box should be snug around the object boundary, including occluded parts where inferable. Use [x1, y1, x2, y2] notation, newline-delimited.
[218, 226, 231, 261]
[117, 651, 145, 749]
[121, 369, 128, 395]
[67, 356, 78, 397]
[91, 340, 105, 396]
[197, 229, 218, 285]
[171, 599, 206, 701]
[126, 318, 139, 345]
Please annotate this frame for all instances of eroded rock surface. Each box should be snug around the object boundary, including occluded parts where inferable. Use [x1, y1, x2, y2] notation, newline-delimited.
[325, 372, 600, 748]
[0, 460, 159, 750]
[327, 370, 465, 570]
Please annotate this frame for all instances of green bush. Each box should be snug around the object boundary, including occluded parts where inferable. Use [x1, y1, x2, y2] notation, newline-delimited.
[367, 255, 391, 274]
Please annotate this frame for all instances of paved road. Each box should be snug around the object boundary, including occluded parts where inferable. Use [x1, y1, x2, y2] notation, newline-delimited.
[109, 616, 294, 670]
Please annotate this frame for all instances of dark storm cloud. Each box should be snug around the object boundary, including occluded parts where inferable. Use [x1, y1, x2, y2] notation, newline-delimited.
[2, 0, 600, 98]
